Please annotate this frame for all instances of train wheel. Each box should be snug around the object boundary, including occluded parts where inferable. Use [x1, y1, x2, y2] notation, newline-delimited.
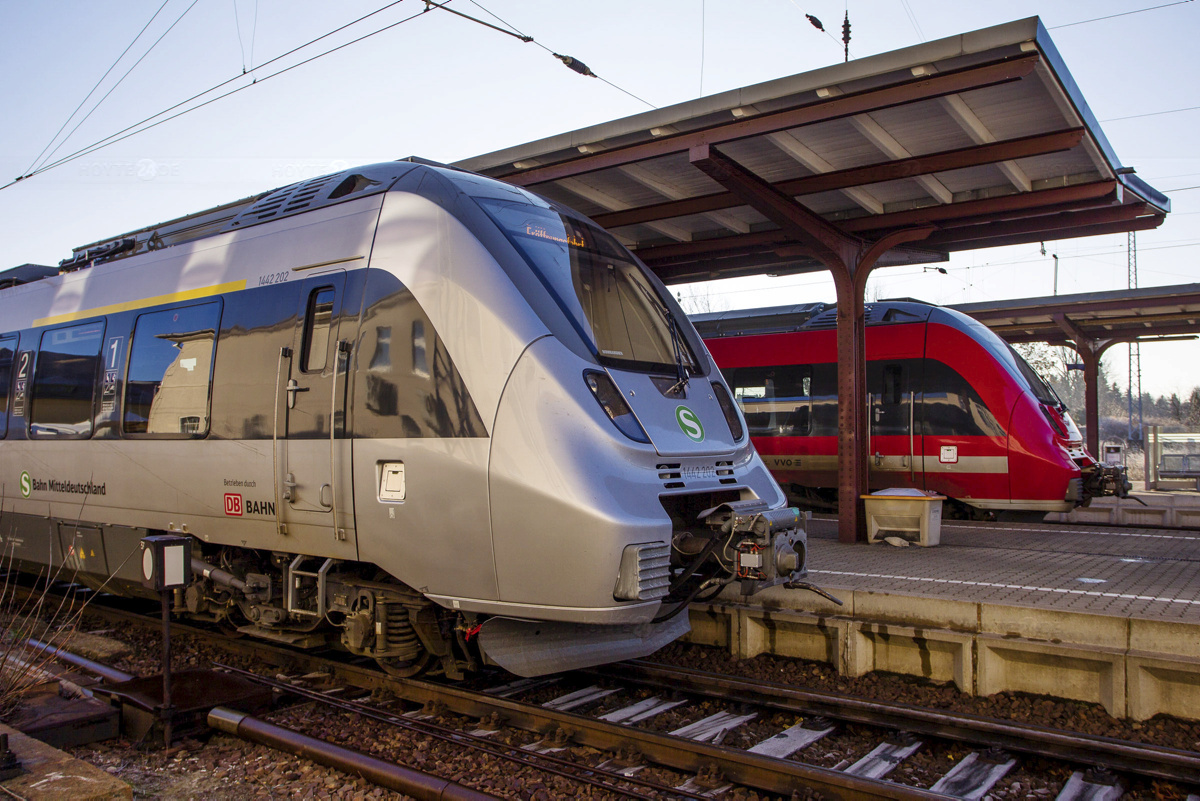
[377, 651, 434, 678]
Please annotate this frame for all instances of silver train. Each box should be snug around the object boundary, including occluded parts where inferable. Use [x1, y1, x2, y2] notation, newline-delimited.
[0, 160, 809, 677]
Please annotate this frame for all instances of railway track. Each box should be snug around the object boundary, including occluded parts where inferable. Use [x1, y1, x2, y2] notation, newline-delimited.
[37, 587, 1200, 798]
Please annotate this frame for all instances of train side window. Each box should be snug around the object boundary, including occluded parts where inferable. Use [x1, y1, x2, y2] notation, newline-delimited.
[728, 365, 812, 436]
[124, 302, 220, 436]
[921, 359, 1005, 437]
[0, 336, 15, 438]
[302, 287, 336, 373]
[882, 364, 904, 406]
[30, 321, 105, 439]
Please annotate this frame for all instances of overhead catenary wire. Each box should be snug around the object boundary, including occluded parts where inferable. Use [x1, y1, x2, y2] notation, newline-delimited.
[5, 0, 417, 191]
[23, 0, 173, 177]
[6, 0, 659, 192]
[33, 0, 204, 175]
[898, 0, 926, 41]
[1102, 103, 1200, 122]
[1049, 0, 1194, 30]
[783, 0, 853, 57]
[446, 0, 656, 108]
[233, 0, 249, 72]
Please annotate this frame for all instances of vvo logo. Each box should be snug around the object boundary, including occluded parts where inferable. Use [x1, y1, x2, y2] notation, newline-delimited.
[675, 406, 705, 443]
[224, 493, 244, 516]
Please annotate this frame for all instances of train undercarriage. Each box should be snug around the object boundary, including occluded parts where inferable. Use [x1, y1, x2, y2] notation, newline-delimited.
[163, 498, 809, 679]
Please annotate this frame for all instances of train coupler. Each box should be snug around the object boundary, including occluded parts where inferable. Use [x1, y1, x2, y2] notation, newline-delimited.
[1081, 463, 1132, 501]
[699, 500, 808, 595]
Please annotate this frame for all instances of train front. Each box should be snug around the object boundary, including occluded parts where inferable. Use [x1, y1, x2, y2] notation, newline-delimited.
[437, 172, 809, 675]
[1003, 344, 1131, 507]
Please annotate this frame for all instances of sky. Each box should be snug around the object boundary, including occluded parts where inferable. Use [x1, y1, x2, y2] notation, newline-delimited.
[1, 0, 1198, 400]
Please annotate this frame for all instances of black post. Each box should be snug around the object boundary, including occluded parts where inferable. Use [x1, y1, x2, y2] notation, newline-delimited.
[160, 587, 173, 747]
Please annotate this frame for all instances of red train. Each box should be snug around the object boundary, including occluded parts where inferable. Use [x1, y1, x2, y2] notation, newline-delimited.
[692, 301, 1129, 520]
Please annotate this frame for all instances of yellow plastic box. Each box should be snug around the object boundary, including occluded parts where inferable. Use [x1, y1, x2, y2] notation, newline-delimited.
[861, 489, 945, 546]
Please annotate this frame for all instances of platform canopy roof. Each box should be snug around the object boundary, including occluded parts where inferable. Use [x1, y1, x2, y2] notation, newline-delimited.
[953, 283, 1200, 346]
[457, 17, 1169, 285]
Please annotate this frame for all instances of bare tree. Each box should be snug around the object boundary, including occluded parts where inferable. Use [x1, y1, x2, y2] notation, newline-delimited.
[675, 286, 729, 315]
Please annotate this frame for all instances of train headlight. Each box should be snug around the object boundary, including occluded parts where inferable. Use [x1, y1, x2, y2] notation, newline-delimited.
[1039, 403, 1069, 438]
[711, 381, 744, 442]
[584, 370, 651, 444]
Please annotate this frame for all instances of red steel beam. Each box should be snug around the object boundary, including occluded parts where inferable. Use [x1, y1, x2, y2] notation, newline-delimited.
[994, 322, 1200, 343]
[925, 203, 1148, 247]
[964, 293, 1200, 323]
[636, 230, 792, 263]
[633, 183, 1117, 268]
[936, 213, 1164, 252]
[499, 54, 1040, 187]
[688, 143, 854, 263]
[841, 182, 1118, 234]
[595, 127, 1083, 230]
[652, 253, 825, 284]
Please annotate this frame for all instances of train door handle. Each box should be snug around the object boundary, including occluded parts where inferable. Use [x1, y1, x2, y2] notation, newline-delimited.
[319, 484, 333, 509]
[286, 379, 308, 409]
[283, 472, 297, 502]
[874, 451, 882, 466]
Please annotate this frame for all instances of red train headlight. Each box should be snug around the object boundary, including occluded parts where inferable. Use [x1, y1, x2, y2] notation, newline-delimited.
[1040, 403, 1069, 438]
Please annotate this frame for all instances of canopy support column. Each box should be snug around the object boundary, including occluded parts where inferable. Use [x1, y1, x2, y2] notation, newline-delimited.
[1053, 312, 1118, 457]
[689, 143, 933, 542]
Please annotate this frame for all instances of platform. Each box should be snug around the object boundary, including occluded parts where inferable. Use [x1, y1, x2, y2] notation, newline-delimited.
[0, 723, 131, 800]
[1047, 487, 1200, 528]
[686, 516, 1200, 721]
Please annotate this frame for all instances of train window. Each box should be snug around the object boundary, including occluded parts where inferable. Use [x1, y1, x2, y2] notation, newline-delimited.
[476, 197, 697, 374]
[302, 287, 336, 373]
[921, 359, 1006, 437]
[882, 364, 904, 406]
[124, 302, 220, 436]
[727, 365, 812, 437]
[354, 271, 487, 439]
[30, 321, 105, 438]
[411, 320, 429, 377]
[0, 336, 15, 438]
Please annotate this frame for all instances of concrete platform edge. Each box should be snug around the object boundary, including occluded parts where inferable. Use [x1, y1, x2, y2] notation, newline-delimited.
[0, 722, 132, 800]
[686, 591, 1200, 721]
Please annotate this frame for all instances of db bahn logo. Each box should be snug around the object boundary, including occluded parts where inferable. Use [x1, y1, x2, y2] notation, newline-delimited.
[224, 493, 243, 516]
[675, 406, 705, 443]
[20, 472, 32, 498]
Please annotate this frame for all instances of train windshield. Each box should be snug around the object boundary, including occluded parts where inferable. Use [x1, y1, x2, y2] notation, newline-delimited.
[478, 197, 697, 372]
[1006, 344, 1063, 407]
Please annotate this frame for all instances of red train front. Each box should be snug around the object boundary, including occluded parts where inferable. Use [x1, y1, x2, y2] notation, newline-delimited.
[693, 301, 1129, 520]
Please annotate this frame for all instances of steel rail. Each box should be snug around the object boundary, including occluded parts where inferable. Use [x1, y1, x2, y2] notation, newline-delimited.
[207, 706, 495, 801]
[213, 662, 694, 801]
[54, 587, 1200, 790]
[605, 660, 1200, 784]
[59, 596, 942, 799]
[342, 673, 946, 799]
[25, 637, 136, 684]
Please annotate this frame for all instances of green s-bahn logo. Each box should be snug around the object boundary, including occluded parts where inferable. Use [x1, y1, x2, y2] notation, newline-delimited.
[20, 471, 32, 498]
[675, 406, 705, 443]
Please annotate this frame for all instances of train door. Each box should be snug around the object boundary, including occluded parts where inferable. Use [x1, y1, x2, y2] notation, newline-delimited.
[281, 271, 355, 548]
[868, 360, 920, 490]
